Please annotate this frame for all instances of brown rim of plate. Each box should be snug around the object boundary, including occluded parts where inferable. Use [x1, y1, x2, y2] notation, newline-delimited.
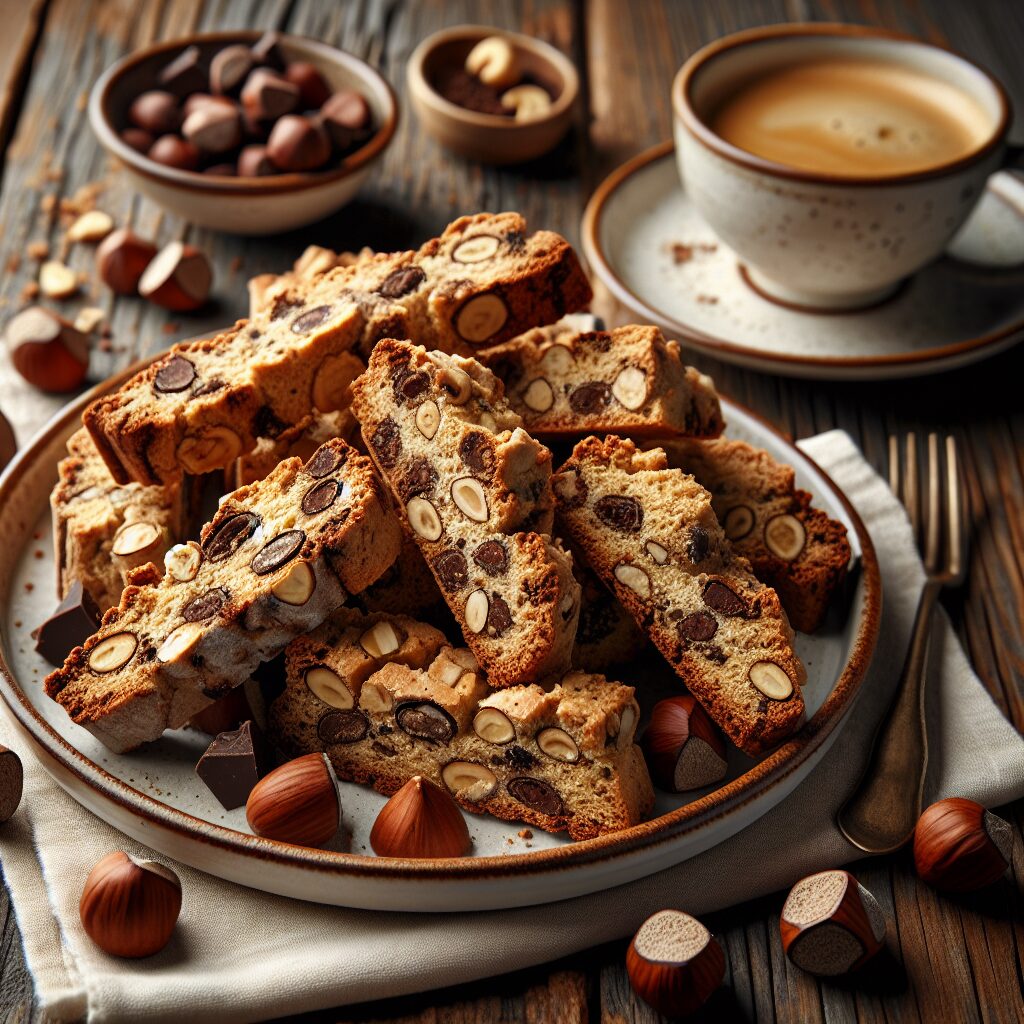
[407, 24, 579, 129]
[90, 31, 398, 196]
[672, 22, 1012, 187]
[0, 364, 880, 882]
[582, 140, 1024, 371]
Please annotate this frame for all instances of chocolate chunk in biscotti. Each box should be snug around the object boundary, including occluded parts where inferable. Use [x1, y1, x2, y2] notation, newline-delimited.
[553, 435, 806, 756]
[44, 439, 402, 753]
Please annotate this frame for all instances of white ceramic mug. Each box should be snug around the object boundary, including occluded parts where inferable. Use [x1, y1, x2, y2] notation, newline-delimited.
[672, 24, 1018, 310]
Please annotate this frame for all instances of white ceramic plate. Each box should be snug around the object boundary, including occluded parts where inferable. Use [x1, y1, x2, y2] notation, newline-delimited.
[582, 142, 1024, 380]
[0, 369, 879, 911]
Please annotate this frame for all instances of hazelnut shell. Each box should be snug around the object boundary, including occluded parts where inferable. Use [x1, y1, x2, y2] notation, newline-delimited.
[370, 775, 471, 858]
[913, 797, 1012, 892]
[245, 752, 340, 847]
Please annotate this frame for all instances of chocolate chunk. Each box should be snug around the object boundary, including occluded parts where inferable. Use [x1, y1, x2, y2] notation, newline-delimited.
[379, 266, 425, 298]
[486, 594, 513, 636]
[318, 709, 369, 744]
[154, 355, 196, 393]
[188, 686, 252, 735]
[32, 581, 101, 667]
[301, 478, 339, 515]
[394, 369, 430, 402]
[251, 530, 305, 575]
[703, 581, 747, 617]
[395, 701, 456, 743]
[432, 550, 469, 592]
[399, 457, 438, 498]
[191, 379, 225, 397]
[182, 587, 228, 622]
[291, 304, 332, 333]
[459, 430, 494, 477]
[473, 540, 508, 575]
[306, 445, 344, 478]
[504, 745, 536, 770]
[507, 777, 563, 817]
[254, 404, 287, 439]
[676, 611, 718, 642]
[195, 720, 269, 810]
[569, 382, 612, 414]
[370, 416, 401, 468]
[595, 494, 644, 532]
[689, 526, 710, 563]
[203, 512, 260, 561]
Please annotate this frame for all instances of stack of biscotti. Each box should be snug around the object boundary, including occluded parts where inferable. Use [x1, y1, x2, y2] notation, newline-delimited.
[44, 439, 401, 752]
[51, 429, 190, 612]
[84, 213, 592, 486]
[247, 245, 375, 317]
[350, 338, 581, 688]
[269, 608, 653, 840]
[552, 435, 806, 756]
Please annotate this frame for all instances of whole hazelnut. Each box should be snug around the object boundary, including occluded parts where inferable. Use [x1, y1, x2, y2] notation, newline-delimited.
[182, 92, 237, 118]
[96, 228, 158, 294]
[237, 143, 275, 177]
[284, 61, 331, 108]
[5, 306, 89, 392]
[913, 797, 1013, 891]
[626, 910, 725, 1017]
[210, 44, 254, 96]
[241, 68, 299, 121]
[250, 31, 285, 71]
[642, 695, 729, 791]
[182, 103, 242, 154]
[138, 242, 212, 312]
[369, 776, 471, 858]
[267, 114, 331, 172]
[120, 127, 154, 153]
[245, 752, 340, 847]
[147, 134, 200, 171]
[158, 44, 206, 98]
[0, 409, 15, 474]
[80, 852, 181, 958]
[128, 90, 180, 135]
[319, 89, 371, 151]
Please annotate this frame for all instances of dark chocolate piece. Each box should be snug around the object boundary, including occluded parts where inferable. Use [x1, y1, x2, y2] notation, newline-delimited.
[195, 720, 269, 810]
[33, 581, 101, 667]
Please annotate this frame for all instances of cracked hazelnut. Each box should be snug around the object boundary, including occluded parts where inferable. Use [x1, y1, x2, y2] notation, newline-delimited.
[111, 520, 164, 573]
[359, 619, 402, 658]
[241, 68, 300, 121]
[464, 36, 520, 89]
[67, 210, 114, 243]
[39, 261, 79, 299]
[164, 542, 202, 582]
[139, 242, 212, 311]
[5, 307, 89, 392]
[407, 496, 442, 541]
[642, 696, 728, 792]
[157, 621, 204, 663]
[913, 798, 1013, 892]
[370, 775, 471, 858]
[645, 540, 668, 564]
[182, 102, 242, 154]
[473, 706, 514, 744]
[177, 426, 241, 473]
[246, 753, 340, 847]
[97, 229, 158, 295]
[523, 377, 554, 412]
[765, 513, 806, 561]
[210, 44, 254, 95]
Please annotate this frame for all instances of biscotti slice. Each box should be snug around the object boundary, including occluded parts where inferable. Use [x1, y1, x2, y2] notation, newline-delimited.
[44, 439, 402, 753]
[355, 536, 445, 620]
[482, 324, 724, 440]
[351, 339, 580, 687]
[85, 213, 591, 487]
[248, 245, 375, 317]
[553, 435, 806, 755]
[271, 613, 653, 839]
[51, 429, 189, 611]
[573, 557, 647, 674]
[659, 438, 852, 632]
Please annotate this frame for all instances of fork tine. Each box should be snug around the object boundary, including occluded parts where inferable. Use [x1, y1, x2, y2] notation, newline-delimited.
[904, 432, 920, 544]
[888, 434, 900, 500]
[945, 435, 964, 580]
[924, 433, 941, 573]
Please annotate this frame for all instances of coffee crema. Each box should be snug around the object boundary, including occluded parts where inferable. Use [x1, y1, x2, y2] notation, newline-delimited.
[708, 57, 993, 177]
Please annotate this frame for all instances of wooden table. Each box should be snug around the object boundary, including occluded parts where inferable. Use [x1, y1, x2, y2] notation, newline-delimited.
[0, 1, 1021, 1021]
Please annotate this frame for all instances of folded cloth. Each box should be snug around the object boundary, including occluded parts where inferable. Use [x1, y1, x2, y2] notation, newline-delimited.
[1, 430, 1022, 1023]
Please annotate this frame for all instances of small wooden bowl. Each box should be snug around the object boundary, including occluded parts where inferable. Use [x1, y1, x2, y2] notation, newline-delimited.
[407, 25, 578, 164]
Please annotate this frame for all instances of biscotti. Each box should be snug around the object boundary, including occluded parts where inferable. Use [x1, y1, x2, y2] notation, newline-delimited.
[355, 536, 445, 620]
[85, 213, 592, 486]
[351, 338, 580, 687]
[483, 324, 724, 440]
[45, 439, 402, 753]
[270, 608, 654, 839]
[248, 245, 374, 317]
[659, 438, 852, 632]
[573, 557, 647, 673]
[553, 435, 806, 755]
[51, 429, 189, 611]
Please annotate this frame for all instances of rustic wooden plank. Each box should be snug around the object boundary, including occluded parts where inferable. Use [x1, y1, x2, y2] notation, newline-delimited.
[0, 0, 48, 177]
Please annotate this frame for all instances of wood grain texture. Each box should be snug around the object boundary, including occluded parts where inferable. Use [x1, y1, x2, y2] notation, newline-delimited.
[0, 1, 1022, 1022]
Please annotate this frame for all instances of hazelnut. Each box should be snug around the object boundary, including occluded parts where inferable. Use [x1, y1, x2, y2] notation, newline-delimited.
[913, 797, 1013, 892]
[120, 127, 154, 153]
[203, 162, 237, 177]
[319, 89, 372, 150]
[67, 209, 114, 243]
[158, 45, 205, 98]
[147, 134, 200, 171]
[38, 260, 79, 299]
[0, 744, 23, 822]
[128, 90, 180, 135]
[285, 61, 332, 108]
[79, 852, 181, 958]
[237, 143, 275, 177]
[5, 306, 89, 392]
[0, 408, 15, 473]
[642, 696, 728, 792]
[626, 909, 725, 1017]
[245, 752, 340, 847]
[182, 102, 242, 154]
[780, 869, 886, 976]
[138, 242, 212, 311]
[183, 92, 237, 118]
[267, 114, 331, 172]
[369, 775, 471, 858]
[96, 228, 157, 294]
[250, 31, 285, 71]
[210, 44, 254, 96]
[241, 68, 300, 121]
[464, 36, 521, 89]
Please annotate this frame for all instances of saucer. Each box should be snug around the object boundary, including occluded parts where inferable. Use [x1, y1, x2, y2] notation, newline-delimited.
[582, 141, 1024, 380]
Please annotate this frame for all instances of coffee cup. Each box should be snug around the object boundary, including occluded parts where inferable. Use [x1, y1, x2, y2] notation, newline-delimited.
[672, 24, 1016, 310]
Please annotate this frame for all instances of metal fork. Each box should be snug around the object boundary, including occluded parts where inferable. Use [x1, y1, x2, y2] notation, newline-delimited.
[837, 433, 967, 854]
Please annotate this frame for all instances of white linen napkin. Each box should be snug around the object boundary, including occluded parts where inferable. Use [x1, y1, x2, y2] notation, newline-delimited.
[2, 430, 1022, 1023]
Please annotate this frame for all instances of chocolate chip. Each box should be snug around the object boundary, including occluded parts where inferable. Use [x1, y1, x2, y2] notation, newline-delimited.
[182, 588, 228, 622]
[395, 701, 456, 743]
[595, 495, 644, 532]
[507, 777, 563, 817]
[689, 526, 710, 563]
[486, 594, 513, 636]
[254, 405, 287, 439]
[204, 512, 260, 561]
[569, 382, 612, 414]
[394, 370, 430, 402]
[306, 445, 343, 478]
[473, 540, 507, 575]
[251, 530, 305, 575]
[676, 611, 718, 642]
[301, 478, 339, 515]
[399, 457, 438, 498]
[432, 549, 469, 592]
[379, 266, 425, 298]
[291, 304, 332, 333]
[370, 416, 401, 468]
[154, 355, 196, 393]
[317, 709, 369, 744]
[459, 430, 494, 477]
[703, 581, 747, 617]
[192, 379, 225, 397]
[505, 745, 535, 770]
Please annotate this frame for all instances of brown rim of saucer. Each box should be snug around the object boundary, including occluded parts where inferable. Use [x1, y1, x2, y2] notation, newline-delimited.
[672, 22, 1012, 188]
[0, 362, 879, 883]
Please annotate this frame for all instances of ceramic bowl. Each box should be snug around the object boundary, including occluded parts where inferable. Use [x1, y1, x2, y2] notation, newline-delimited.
[407, 25, 578, 164]
[89, 32, 398, 235]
